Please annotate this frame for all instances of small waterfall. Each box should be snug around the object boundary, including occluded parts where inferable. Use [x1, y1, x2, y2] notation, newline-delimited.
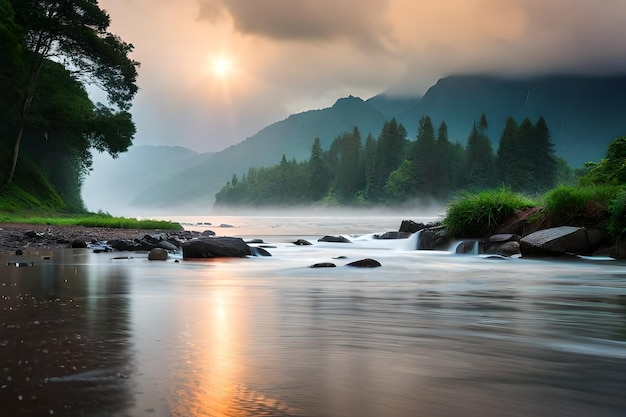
[412, 229, 424, 250]
[450, 239, 484, 255]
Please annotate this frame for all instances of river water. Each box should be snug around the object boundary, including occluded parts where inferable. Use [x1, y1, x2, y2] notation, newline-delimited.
[1, 215, 626, 417]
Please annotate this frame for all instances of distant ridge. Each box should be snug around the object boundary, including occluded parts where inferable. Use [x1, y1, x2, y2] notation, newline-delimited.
[89, 74, 626, 212]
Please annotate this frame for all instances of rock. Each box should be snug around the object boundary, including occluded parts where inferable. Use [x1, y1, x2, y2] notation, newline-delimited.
[143, 233, 169, 245]
[157, 240, 179, 251]
[318, 235, 351, 243]
[182, 237, 252, 258]
[110, 239, 144, 251]
[490, 241, 520, 257]
[201, 230, 216, 237]
[399, 220, 427, 233]
[15, 249, 23, 256]
[220, 224, 234, 228]
[486, 234, 521, 256]
[71, 238, 88, 248]
[148, 248, 169, 261]
[293, 239, 312, 246]
[374, 231, 412, 239]
[418, 226, 452, 250]
[250, 246, 272, 256]
[310, 262, 336, 268]
[612, 238, 626, 259]
[246, 239, 264, 244]
[346, 258, 381, 268]
[24, 231, 39, 238]
[520, 226, 591, 258]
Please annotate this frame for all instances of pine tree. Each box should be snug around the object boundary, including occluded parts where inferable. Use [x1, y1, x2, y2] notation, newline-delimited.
[465, 123, 495, 189]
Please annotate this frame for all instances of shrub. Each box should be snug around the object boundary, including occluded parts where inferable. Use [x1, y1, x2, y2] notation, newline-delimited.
[443, 187, 536, 237]
[608, 189, 626, 239]
[542, 184, 619, 227]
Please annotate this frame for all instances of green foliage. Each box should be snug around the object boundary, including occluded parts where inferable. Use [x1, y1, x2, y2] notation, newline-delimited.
[443, 187, 537, 237]
[543, 184, 619, 227]
[608, 189, 626, 239]
[580, 136, 626, 186]
[214, 113, 565, 210]
[0, 0, 138, 209]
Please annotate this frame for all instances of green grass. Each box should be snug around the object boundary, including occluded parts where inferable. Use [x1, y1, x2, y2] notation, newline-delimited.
[443, 187, 537, 237]
[0, 213, 182, 230]
[542, 184, 620, 227]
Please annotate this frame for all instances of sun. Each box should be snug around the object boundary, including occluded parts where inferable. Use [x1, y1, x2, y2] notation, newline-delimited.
[211, 57, 232, 79]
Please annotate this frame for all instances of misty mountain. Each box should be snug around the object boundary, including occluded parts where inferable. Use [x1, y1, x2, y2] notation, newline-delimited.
[387, 74, 626, 166]
[82, 145, 199, 213]
[92, 74, 626, 213]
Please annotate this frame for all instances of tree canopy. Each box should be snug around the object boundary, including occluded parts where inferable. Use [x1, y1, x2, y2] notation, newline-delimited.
[0, 0, 139, 209]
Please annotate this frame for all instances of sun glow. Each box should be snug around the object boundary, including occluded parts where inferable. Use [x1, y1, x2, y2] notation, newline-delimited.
[211, 56, 233, 79]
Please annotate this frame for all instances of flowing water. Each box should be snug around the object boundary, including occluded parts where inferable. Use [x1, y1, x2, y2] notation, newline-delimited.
[1, 215, 626, 417]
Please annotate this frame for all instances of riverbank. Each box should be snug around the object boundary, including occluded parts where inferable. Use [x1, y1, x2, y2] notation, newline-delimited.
[0, 223, 177, 252]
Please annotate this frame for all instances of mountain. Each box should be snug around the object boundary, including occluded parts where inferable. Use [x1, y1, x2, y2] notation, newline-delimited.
[82, 145, 199, 214]
[89, 74, 626, 213]
[127, 96, 389, 212]
[389, 74, 626, 166]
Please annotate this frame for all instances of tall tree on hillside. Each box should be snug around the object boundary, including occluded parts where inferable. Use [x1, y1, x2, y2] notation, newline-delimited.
[0, 0, 23, 126]
[514, 117, 537, 191]
[434, 121, 454, 198]
[465, 123, 495, 188]
[372, 118, 407, 199]
[413, 116, 436, 195]
[531, 116, 557, 191]
[330, 127, 363, 202]
[4, 0, 139, 186]
[307, 137, 329, 200]
[496, 116, 519, 186]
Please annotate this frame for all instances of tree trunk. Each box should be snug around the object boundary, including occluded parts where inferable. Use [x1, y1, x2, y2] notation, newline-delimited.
[5, 126, 24, 186]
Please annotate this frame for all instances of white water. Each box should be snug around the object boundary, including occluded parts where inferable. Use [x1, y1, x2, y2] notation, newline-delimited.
[1, 214, 626, 417]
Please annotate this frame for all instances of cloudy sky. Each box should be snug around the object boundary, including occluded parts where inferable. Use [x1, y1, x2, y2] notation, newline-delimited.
[98, 0, 626, 153]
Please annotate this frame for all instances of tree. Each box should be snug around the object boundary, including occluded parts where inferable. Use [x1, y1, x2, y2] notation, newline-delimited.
[372, 118, 407, 199]
[307, 137, 329, 200]
[4, 0, 139, 185]
[531, 116, 557, 191]
[465, 123, 495, 188]
[412, 115, 436, 195]
[496, 116, 519, 187]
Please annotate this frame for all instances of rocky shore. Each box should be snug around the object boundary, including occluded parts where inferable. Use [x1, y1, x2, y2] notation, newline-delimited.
[0, 223, 197, 253]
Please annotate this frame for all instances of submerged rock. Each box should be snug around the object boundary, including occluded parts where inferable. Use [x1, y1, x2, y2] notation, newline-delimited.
[318, 235, 351, 243]
[293, 239, 312, 246]
[346, 258, 381, 268]
[310, 262, 336, 268]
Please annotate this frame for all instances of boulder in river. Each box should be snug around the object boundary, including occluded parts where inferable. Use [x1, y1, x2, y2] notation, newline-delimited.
[148, 248, 169, 261]
[520, 226, 595, 258]
[182, 237, 252, 258]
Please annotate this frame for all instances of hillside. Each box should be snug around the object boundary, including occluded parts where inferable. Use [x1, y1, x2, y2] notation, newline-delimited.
[90, 74, 626, 212]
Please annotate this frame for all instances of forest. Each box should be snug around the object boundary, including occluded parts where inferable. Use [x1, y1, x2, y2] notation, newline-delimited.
[214, 114, 576, 207]
[0, 0, 138, 212]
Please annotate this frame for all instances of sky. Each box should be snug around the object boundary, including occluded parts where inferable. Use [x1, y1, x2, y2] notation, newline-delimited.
[97, 0, 626, 154]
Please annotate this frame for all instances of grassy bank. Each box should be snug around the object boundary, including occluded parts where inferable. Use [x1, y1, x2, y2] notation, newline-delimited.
[443, 184, 625, 239]
[0, 214, 183, 230]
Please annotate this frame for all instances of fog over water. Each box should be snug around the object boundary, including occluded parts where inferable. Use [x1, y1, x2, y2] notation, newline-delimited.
[1, 215, 626, 416]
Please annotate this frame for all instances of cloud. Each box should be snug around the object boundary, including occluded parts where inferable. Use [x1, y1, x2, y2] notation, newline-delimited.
[197, 0, 394, 51]
[96, 0, 626, 154]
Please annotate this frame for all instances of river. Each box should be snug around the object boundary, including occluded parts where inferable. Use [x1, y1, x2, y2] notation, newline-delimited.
[1, 215, 626, 416]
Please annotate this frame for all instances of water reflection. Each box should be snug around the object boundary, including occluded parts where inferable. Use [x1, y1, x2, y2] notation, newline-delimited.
[1, 247, 626, 416]
[0, 249, 133, 416]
